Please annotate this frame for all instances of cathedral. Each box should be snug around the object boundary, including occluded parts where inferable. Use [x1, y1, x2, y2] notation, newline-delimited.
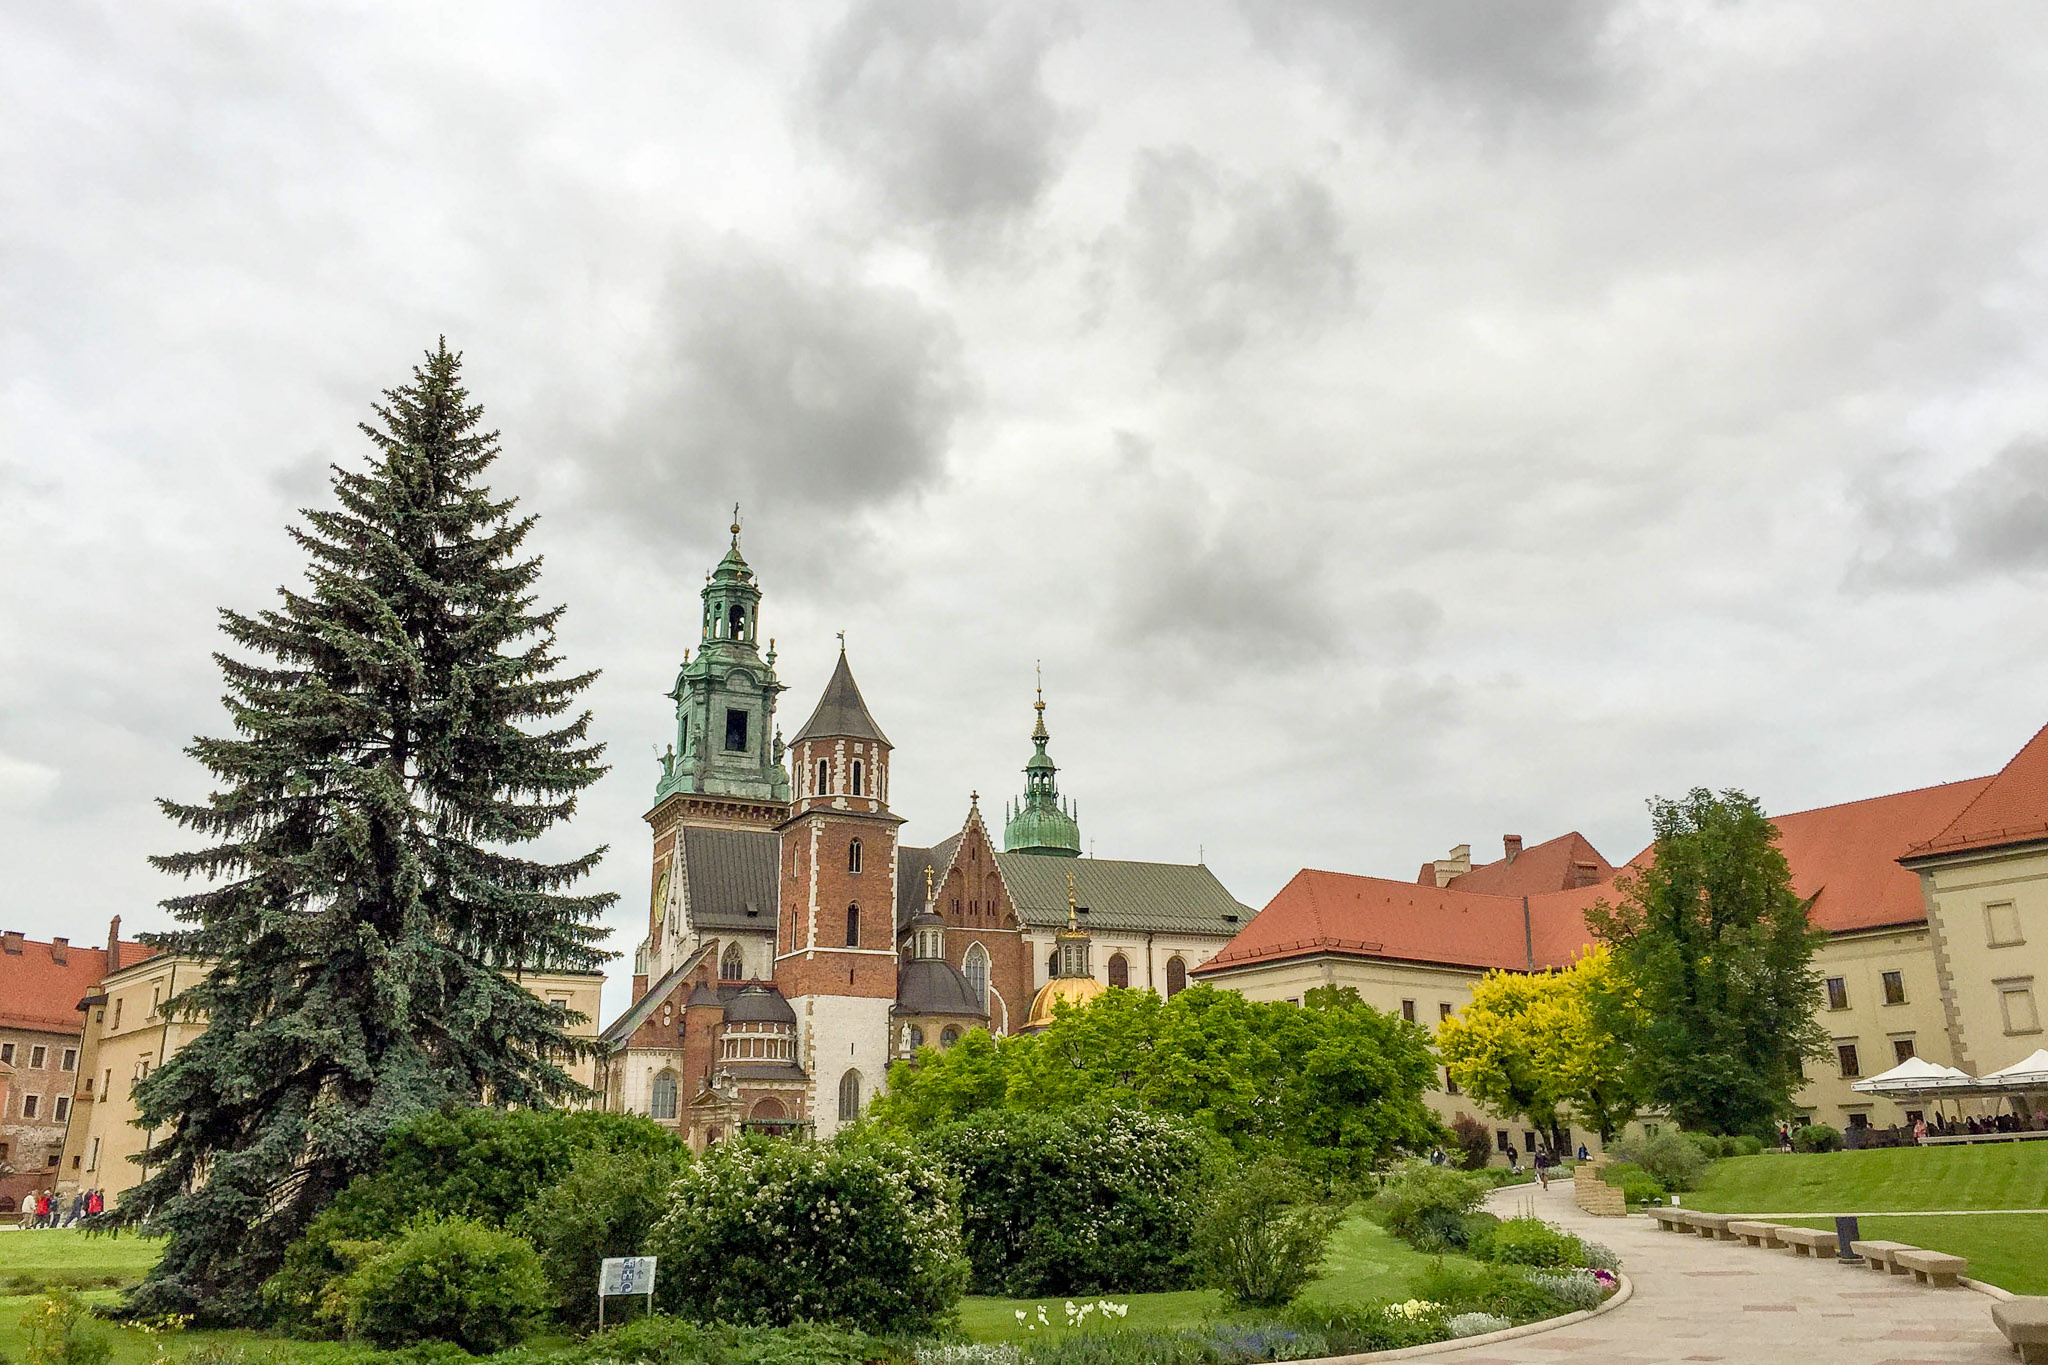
[595, 520, 1250, 1144]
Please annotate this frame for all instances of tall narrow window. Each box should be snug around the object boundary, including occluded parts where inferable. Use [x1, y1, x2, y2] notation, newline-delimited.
[1047, 950, 1059, 979]
[1825, 977, 1848, 1010]
[845, 904, 861, 948]
[728, 603, 745, 639]
[1836, 1043, 1861, 1078]
[2003, 985, 2041, 1035]
[848, 839, 862, 874]
[1107, 953, 1129, 988]
[724, 708, 749, 752]
[816, 758, 831, 794]
[838, 1069, 862, 1121]
[1166, 957, 1187, 996]
[851, 760, 865, 796]
[965, 943, 989, 1005]
[721, 943, 745, 981]
[650, 1071, 678, 1120]
[1401, 1000, 1417, 1023]
[1881, 970, 1906, 1005]
[1892, 1037, 1916, 1064]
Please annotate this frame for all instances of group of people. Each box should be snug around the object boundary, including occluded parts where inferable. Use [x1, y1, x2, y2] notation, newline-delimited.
[1913, 1111, 2047, 1140]
[12, 1188, 102, 1228]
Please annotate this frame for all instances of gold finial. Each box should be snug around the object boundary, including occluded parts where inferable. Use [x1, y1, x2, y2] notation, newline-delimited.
[730, 503, 741, 541]
[1066, 870, 1078, 930]
[925, 865, 936, 901]
[1035, 660, 1044, 710]
[836, 629, 846, 654]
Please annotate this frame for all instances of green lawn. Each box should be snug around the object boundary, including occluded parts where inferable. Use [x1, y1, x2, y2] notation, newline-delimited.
[0, 1229, 167, 1294]
[1771, 1215, 2048, 1296]
[1686, 1143, 2048, 1214]
[958, 1210, 1463, 1344]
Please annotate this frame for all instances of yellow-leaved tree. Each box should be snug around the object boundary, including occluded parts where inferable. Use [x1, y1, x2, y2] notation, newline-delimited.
[1437, 945, 1638, 1153]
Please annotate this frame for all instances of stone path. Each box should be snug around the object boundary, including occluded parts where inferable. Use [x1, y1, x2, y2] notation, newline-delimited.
[1425, 1179, 2014, 1365]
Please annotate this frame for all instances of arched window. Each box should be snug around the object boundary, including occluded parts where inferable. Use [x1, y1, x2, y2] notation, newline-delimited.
[1166, 957, 1187, 996]
[728, 604, 745, 639]
[750, 1096, 785, 1121]
[848, 839, 862, 874]
[909, 1025, 925, 1049]
[650, 1071, 678, 1121]
[1108, 953, 1129, 989]
[721, 943, 744, 981]
[838, 1069, 862, 1121]
[941, 1027, 960, 1048]
[816, 758, 830, 794]
[1047, 950, 1059, 979]
[851, 759, 865, 795]
[845, 904, 860, 948]
[964, 943, 989, 1006]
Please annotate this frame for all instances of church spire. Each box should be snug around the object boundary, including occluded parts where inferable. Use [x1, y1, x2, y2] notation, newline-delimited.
[1003, 669, 1082, 858]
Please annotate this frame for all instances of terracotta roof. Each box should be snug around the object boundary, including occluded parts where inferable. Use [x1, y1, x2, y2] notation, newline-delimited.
[1198, 774, 1998, 980]
[1444, 832, 1614, 896]
[1773, 777, 1992, 931]
[1193, 869, 1591, 977]
[1902, 722, 2048, 860]
[0, 933, 156, 1034]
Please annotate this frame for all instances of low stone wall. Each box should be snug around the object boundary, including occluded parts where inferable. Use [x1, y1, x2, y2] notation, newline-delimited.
[1574, 1158, 1626, 1216]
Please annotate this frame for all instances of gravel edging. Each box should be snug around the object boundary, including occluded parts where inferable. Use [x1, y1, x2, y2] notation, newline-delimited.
[1292, 1271, 1636, 1365]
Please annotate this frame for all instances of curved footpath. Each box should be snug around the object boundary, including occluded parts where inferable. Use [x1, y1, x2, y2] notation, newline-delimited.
[1425, 1178, 2012, 1365]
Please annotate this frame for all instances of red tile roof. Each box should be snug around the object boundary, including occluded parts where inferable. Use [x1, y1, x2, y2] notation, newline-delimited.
[0, 934, 156, 1034]
[1199, 773, 2000, 979]
[1902, 722, 2048, 860]
[1444, 831, 1614, 896]
[1773, 778, 1991, 931]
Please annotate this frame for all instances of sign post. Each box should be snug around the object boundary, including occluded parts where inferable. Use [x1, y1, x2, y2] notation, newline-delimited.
[597, 1256, 657, 1331]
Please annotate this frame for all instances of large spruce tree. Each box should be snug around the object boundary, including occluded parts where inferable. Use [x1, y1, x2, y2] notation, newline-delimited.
[1587, 788, 1828, 1136]
[118, 342, 615, 1321]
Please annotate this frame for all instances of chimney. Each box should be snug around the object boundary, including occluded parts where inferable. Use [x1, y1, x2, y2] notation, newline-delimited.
[1503, 835, 1523, 864]
[50, 936, 68, 966]
[106, 916, 122, 974]
[1431, 844, 1473, 888]
[2, 930, 22, 955]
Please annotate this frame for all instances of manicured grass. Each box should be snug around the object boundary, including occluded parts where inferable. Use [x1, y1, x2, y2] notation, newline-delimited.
[958, 1210, 1471, 1343]
[1685, 1143, 2048, 1214]
[0, 1229, 166, 1292]
[1772, 1214, 2048, 1296]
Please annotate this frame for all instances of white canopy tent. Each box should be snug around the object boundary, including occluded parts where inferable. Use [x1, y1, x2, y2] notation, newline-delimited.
[1850, 1056, 1976, 1096]
[1982, 1048, 2048, 1090]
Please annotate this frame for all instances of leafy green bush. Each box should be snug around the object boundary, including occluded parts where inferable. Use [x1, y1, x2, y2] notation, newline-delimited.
[1376, 1162, 1489, 1246]
[18, 1289, 114, 1365]
[517, 1144, 687, 1328]
[1613, 1170, 1666, 1204]
[1793, 1124, 1841, 1153]
[1606, 1131, 1708, 1191]
[1448, 1115, 1494, 1171]
[649, 1132, 967, 1334]
[929, 1105, 1211, 1297]
[1194, 1157, 1341, 1308]
[1483, 1216, 1583, 1269]
[1728, 1135, 1764, 1157]
[1681, 1132, 1727, 1160]
[1407, 1260, 1573, 1323]
[266, 1105, 682, 1328]
[332, 1217, 548, 1353]
[1578, 1239, 1621, 1271]
[1446, 1310, 1511, 1338]
[1279, 1301, 1448, 1355]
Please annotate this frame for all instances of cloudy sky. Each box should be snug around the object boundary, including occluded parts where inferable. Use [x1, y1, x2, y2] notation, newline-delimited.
[7, 2, 2048, 1018]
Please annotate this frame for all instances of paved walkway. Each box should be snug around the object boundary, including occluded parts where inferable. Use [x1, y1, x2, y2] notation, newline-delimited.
[1427, 1180, 2014, 1365]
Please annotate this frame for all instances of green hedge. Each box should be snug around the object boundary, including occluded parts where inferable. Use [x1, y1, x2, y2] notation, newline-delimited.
[333, 1217, 549, 1353]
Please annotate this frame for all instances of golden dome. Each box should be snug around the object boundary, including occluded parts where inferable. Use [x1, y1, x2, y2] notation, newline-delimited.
[1024, 974, 1106, 1031]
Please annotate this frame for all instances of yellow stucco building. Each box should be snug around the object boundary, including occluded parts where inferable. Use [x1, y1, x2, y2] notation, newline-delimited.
[59, 954, 604, 1205]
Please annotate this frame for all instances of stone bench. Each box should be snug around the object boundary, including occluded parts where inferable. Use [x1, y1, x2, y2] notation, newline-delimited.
[1991, 1297, 2048, 1363]
[1776, 1226, 1838, 1258]
[1849, 1239, 1914, 1274]
[1730, 1220, 1789, 1248]
[1893, 1247, 1967, 1288]
[1687, 1211, 1740, 1240]
[1648, 1208, 1691, 1232]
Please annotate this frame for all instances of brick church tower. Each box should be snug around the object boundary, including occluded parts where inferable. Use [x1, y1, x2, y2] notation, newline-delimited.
[775, 643, 901, 1137]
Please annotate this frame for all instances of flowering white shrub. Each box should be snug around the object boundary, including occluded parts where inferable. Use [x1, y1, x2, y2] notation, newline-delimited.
[1385, 1298, 1443, 1320]
[917, 1346, 1025, 1365]
[1527, 1270, 1604, 1311]
[648, 1134, 968, 1333]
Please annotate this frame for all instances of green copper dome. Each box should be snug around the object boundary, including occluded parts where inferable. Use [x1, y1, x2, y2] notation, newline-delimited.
[1003, 678, 1081, 858]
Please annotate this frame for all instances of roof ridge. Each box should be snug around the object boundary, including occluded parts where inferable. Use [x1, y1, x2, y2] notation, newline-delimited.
[1771, 773, 1994, 821]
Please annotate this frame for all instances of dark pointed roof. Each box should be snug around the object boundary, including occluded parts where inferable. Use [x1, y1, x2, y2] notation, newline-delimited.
[792, 649, 890, 745]
[895, 958, 988, 1018]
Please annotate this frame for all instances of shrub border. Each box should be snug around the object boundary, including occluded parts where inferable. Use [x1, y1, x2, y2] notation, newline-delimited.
[1294, 1271, 1635, 1364]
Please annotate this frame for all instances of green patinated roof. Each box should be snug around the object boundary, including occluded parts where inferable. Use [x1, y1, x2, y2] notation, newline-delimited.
[1004, 684, 1082, 856]
[993, 852, 1251, 936]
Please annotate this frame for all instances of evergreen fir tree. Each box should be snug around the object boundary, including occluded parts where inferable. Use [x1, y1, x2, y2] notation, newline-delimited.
[115, 342, 615, 1322]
